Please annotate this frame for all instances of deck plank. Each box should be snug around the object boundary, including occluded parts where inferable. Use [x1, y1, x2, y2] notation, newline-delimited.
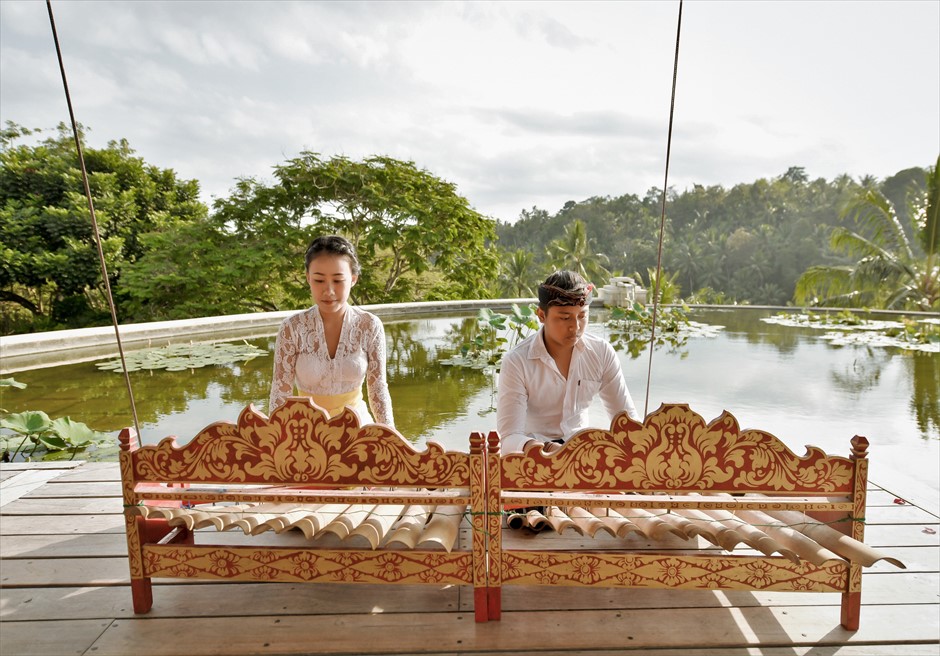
[2, 573, 935, 622]
[1, 582, 468, 621]
[79, 604, 939, 655]
[1, 496, 122, 515]
[22, 481, 122, 498]
[0, 533, 129, 559]
[0, 513, 125, 535]
[0, 462, 936, 656]
[0, 469, 66, 507]
[0, 619, 113, 656]
[0, 462, 85, 471]
[51, 462, 120, 482]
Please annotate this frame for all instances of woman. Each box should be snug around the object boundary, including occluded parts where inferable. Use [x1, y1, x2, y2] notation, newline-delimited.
[268, 235, 394, 427]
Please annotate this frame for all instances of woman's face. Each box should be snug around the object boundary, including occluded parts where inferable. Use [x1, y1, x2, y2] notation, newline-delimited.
[306, 254, 357, 315]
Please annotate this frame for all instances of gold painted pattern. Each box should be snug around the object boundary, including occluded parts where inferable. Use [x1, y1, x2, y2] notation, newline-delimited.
[131, 398, 471, 487]
[142, 545, 474, 585]
[501, 552, 848, 591]
[501, 404, 854, 493]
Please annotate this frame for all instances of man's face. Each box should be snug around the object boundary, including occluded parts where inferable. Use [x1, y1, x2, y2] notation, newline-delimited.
[538, 303, 589, 352]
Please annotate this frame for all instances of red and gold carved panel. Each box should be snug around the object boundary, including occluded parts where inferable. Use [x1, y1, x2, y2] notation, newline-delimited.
[130, 398, 471, 487]
[143, 545, 474, 585]
[500, 551, 848, 592]
[501, 404, 855, 494]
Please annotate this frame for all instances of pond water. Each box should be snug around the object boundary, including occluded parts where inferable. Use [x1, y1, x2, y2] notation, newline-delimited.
[4, 308, 938, 494]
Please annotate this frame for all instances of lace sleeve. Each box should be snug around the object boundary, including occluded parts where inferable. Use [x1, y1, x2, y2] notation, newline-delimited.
[268, 318, 297, 414]
[364, 316, 395, 427]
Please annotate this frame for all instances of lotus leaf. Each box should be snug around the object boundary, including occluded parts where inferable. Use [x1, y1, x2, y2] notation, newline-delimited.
[2, 410, 53, 435]
[96, 341, 267, 373]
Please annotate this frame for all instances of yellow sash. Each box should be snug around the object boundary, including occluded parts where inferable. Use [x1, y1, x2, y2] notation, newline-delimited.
[302, 388, 364, 418]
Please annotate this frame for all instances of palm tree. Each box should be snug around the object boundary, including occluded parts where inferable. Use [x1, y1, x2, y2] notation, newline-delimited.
[498, 249, 537, 297]
[545, 219, 611, 284]
[794, 157, 939, 311]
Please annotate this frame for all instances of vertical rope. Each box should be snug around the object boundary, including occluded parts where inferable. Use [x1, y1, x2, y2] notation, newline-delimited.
[644, 0, 683, 417]
[46, 0, 142, 440]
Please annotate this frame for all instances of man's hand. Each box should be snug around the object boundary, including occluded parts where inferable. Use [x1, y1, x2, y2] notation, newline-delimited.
[542, 440, 564, 454]
[522, 439, 564, 454]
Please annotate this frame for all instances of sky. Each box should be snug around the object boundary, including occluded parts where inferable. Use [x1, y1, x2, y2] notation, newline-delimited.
[1, 0, 937, 224]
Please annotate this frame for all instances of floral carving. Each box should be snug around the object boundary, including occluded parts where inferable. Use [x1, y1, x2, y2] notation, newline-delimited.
[131, 398, 472, 487]
[500, 552, 848, 592]
[142, 545, 474, 585]
[500, 404, 855, 493]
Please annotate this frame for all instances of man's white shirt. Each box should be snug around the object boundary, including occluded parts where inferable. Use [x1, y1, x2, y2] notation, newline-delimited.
[496, 327, 640, 454]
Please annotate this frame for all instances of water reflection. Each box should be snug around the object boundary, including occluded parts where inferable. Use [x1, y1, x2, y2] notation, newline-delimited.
[908, 351, 940, 439]
[383, 318, 490, 441]
[3, 309, 937, 463]
[685, 309, 939, 440]
[828, 347, 889, 396]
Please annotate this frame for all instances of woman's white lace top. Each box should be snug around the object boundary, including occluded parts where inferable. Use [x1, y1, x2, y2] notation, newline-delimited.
[268, 305, 394, 426]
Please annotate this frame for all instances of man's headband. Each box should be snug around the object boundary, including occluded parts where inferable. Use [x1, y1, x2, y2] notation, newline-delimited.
[538, 282, 595, 307]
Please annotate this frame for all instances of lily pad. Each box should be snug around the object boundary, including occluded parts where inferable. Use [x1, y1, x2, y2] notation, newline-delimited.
[96, 340, 267, 373]
[762, 312, 939, 352]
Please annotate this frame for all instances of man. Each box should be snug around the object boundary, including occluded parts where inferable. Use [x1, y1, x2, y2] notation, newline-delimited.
[496, 270, 641, 455]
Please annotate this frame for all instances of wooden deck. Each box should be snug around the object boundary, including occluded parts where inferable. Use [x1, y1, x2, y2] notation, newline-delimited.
[1, 460, 937, 656]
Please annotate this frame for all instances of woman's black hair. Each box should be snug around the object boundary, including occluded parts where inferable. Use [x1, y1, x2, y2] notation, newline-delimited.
[304, 235, 361, 276]
[537, 270, 593, 310]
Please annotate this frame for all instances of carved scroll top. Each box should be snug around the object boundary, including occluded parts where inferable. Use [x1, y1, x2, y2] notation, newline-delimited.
[501, 404, 857, 494]
[129, 397, 472, 487]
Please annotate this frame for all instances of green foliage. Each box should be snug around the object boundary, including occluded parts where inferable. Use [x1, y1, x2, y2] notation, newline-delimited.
[120, 153, 502, 319]
[685, 287, 731, 305]
[95, 341, 267, 373]
[633, 268, 681, 305]
[497, 168, 919, 307]
[0, 122, 208, 333]
[606, 302, 722, 358]
[498, 249, 539, 298]
[440, 304, 539, 372]
[762, 312, 939, 352]
[259, 153, 497, 303]
[0, 380, 110, 461]
[794, 158, 939, 311]
[545, 218, 611, 283]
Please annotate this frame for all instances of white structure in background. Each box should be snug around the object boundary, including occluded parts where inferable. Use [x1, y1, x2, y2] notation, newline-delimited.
[596, 276, 648, 307]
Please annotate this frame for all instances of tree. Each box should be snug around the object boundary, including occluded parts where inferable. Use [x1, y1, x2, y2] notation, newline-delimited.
[498, 249, 538, 297]
[229, 153, 498, 304]
[121, 178, 313, 321]
[0, 122, 208, 333]
[545, 219, 611, 284]
[794, 157, 939, 311]
[121, 153, 500, 319]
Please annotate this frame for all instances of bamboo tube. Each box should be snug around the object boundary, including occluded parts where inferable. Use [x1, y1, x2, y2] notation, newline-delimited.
[694, 507, 799, 562]
[646, 509, 700, 542]
[417, 505, 463, 552]
[545, 506, 578, 534]
[590, 507, 644, 538]
[616, 507, 689, 541]
[506, 509, 527, 530]
[765, 509, 906, 568]
[526, 508, 551, 532]
[736, 509, 842, 566]
[264, 505, 323, 534]
[386, 505, 432, 549]
[348, 505, 405, 549]
[292, 504, 350, 539]
[230, 503, 299, 536]
[564, 506, 610, 538]
[320, 504, 376, 540]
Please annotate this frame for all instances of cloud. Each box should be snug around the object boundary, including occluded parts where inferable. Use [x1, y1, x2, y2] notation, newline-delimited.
[1, 0, 937, 225]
